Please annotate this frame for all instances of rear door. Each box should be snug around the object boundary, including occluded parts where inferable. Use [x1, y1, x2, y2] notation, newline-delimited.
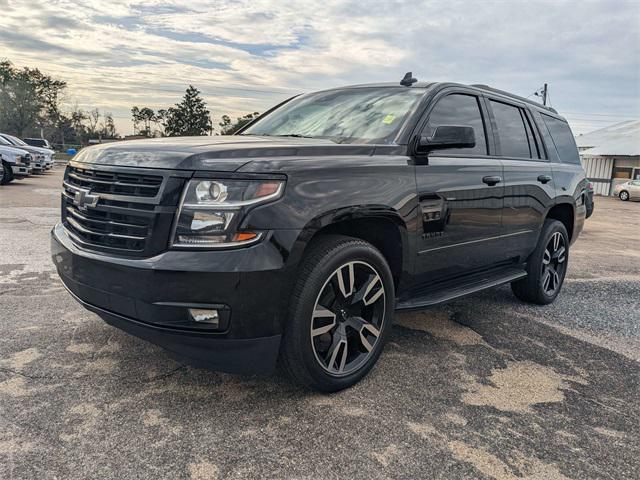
[539, 111, 589, 197]
[487, 98, 555, 262]
[413, 90, 505, 284]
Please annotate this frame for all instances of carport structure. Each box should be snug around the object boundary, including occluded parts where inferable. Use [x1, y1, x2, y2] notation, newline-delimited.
[577, 120, 640, 195]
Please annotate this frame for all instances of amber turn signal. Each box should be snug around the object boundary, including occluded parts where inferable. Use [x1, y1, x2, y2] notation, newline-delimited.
[232, 232, 258, 242]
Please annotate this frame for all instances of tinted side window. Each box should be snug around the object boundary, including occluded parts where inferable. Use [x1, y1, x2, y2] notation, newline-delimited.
[425, 94, 487, 155]
[541, 114, 580, 164]
[490, 100, 531, 158]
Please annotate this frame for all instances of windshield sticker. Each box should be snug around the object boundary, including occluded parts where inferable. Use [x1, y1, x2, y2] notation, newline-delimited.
[382, 114, 396, 124]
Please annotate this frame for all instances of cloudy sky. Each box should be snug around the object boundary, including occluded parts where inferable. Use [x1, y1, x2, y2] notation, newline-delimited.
[1, 0, 639, 136]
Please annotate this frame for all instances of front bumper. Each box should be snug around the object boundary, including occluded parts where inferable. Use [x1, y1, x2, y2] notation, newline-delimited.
[51, 223, 301, 374]
[12, 165, 31, 176]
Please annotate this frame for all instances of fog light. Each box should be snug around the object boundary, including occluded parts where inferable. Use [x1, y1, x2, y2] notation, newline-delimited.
[189, 308, 219, 326]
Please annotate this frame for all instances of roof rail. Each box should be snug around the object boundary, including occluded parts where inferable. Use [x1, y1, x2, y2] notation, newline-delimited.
[470, 84, 558, 114]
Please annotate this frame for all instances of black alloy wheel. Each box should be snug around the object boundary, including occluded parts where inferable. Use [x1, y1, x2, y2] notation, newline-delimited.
[511, 219, 569, 305]
[279, 235, 395, 392]
[310, 260, 386, 376]
[541, 231, 567, 296]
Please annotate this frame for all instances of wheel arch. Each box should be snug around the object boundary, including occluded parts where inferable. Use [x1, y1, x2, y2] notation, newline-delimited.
[545, 201, 575, 241]
[293, 207, 411, 293]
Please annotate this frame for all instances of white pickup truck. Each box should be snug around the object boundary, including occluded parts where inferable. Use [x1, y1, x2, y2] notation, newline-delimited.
[0, 133, 54, 172]
[0, 139, 32, 185]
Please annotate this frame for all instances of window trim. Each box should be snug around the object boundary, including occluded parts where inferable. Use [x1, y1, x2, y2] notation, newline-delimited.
[530, 109, 558, 162]
[520, 109, 537, 159]
[411, 88, 491, 158]
[486, 97, 550, 162]
[523, 107, 549, 160]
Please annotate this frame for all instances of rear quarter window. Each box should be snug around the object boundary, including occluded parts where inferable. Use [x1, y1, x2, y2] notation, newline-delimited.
[541, 115, 580, 164]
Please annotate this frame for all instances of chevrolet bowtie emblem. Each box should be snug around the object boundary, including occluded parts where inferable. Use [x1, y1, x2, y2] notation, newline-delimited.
[73, 188, 99, 211]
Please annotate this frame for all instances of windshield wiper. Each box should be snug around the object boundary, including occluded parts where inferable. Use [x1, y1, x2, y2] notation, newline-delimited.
[274, 134, 314, 138]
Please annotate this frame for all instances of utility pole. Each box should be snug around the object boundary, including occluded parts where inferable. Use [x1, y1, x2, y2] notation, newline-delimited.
[534, 83, 548, 106]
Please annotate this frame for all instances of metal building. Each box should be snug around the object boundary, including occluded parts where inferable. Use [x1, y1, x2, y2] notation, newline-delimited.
[576, 120, 640, 196]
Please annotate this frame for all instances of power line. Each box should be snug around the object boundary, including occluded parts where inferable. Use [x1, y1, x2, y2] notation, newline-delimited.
[562, 111, 639, 118]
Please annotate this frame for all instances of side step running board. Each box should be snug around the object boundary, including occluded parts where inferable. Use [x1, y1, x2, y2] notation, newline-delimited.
[395, 267, 527, 311]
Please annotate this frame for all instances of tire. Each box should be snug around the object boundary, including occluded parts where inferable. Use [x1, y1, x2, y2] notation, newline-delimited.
[511, 219, 569, 305]
[619, 190, 629, 201]
[0, 160, 14, 185]
[279, 235, 395, 392]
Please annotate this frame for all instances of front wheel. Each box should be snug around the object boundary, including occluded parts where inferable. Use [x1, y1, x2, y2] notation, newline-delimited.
[279, 235, 395, 392]
[511, 219, 569, 305]
[0, 161, 14, 185]
[619, 190, 630, 201]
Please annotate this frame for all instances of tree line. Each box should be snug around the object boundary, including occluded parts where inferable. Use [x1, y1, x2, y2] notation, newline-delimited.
[131, 85, 259, 137]
[0, 60, 119, 145]
[0, 59, 261, 147]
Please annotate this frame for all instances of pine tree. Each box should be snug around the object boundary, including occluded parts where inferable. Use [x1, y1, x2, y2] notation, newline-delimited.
[163, 85, 212, 136]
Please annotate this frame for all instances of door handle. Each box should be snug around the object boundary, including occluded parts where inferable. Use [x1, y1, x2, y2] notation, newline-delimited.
[537, 174, 552, 184]
[482, 175, 502, 186]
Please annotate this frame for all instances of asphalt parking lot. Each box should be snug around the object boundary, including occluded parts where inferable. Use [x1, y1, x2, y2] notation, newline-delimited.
[1, 167, 639, 479]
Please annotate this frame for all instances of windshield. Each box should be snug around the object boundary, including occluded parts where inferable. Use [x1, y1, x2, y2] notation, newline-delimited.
[5, 134, 27, 146]
[0, 136, 12, 146]
[242, 87, 425, 144]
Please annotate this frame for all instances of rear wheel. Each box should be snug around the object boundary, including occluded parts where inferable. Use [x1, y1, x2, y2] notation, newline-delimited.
[511, 219, 569, 305]
[0, 161, 14, 185]
[619, 190, 629, 201]
[279, 235, 394, 392]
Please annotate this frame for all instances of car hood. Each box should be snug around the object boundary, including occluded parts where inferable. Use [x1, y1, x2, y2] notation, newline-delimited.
[29, 146, 54, 155]
[0, 145, 30, 157]
[72, 135, 376, 172]
[14, 144, 49, 156]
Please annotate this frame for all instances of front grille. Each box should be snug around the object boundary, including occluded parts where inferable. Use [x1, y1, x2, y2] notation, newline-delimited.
[67, 165, 162, 197]
[61, 162, 187, 257]
[63, 195, 152, 252]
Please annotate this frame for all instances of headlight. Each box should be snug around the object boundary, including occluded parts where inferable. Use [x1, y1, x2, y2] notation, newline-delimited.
[171, 178, 285, 248]
[14, 154, 22, 164]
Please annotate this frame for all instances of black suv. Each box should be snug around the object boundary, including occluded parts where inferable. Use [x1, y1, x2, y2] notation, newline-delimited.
[52, 75, 587, 391]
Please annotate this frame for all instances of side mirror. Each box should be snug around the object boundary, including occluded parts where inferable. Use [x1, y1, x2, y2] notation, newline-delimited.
[417, 125, 475, 153]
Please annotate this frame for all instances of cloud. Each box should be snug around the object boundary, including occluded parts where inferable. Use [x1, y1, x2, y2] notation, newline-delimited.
[0, 0, 638, 135]
[0, 29, 102, 56]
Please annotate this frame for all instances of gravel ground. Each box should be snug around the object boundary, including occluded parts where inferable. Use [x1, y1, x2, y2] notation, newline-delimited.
[1, 167, 639, 479]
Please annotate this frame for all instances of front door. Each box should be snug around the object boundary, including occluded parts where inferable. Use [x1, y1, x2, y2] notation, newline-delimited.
[413, 92, 505, 285]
